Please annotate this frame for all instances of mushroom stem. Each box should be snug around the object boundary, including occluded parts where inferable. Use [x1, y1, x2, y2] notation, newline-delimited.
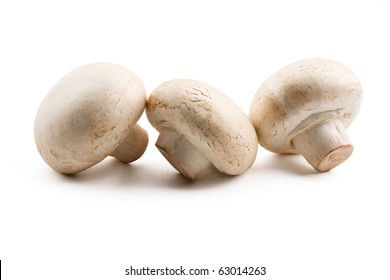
[292, 118, 353, 172]
[110, 124, 148, 163]
[155, 128, 213, 180]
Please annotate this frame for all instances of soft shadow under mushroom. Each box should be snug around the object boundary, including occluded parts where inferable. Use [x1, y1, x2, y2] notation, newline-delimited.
[54, 158, 234, 190]
[259, 154, 317, 175]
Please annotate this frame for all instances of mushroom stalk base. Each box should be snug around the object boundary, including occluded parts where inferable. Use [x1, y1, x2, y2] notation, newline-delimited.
[292, 118, 353, 172]
[110, 124, 149, 163]
[156, 128, 213, 180]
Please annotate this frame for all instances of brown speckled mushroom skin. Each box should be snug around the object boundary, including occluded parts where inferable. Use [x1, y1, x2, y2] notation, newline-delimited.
[34, 63, 148, 174]
[249, 58, 362, 172]
[147, 79, 258, 179]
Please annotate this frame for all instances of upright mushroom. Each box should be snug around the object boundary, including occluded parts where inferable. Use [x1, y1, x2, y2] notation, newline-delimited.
[249, 58, 362, 172]
[146, 79, 258, 179]
[34, 63, 148, 174]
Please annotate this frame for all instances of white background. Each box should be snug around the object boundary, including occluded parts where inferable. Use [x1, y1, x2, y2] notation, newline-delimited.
[0, 0, 389, 279]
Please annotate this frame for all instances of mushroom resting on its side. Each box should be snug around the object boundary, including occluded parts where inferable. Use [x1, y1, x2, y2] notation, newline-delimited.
[249, 58, 362, 172]
[34, 63, 148, 174]
[146, 79, 258, 179]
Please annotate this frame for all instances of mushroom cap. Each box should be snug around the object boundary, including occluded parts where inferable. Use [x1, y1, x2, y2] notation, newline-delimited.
[146, 79, 258, 175]
[34, 63, 146, 174]
[249, 58, 362, 154]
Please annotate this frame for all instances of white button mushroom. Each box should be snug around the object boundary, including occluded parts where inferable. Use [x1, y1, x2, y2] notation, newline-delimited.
[34, 63, 148, 174]
[249, 58, 362, 172]
[146, 79, 258, 180]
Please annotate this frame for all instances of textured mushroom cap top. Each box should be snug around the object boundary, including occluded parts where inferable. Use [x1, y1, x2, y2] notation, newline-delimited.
[249, 58, 362, 154]
[34, 63, 146, 174]
[146, 79, 258, 175]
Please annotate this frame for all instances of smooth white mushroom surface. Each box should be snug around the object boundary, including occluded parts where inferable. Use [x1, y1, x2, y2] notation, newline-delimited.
[34, 63, 148, 174]
[146, 79, 258, 180]
[249, 58, 362, 172]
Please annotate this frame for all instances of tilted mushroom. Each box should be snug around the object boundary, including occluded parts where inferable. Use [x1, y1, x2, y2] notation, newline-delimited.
[249, 58, 362, 172]
[146, 79, 258, 179]
[34, 63, 148, 174]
